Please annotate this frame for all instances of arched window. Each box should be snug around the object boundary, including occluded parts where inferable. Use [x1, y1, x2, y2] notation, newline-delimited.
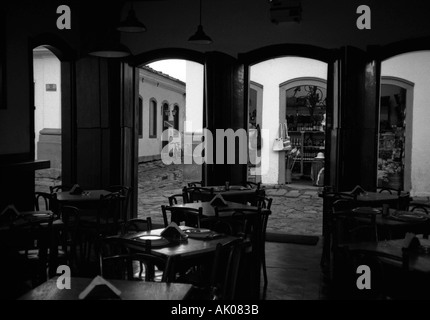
[138, 96, 143, 138]
[149, 98, 157, 138]
[173, 104, 179, 130]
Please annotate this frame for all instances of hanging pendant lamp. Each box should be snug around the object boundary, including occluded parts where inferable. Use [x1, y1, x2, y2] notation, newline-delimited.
[188, 0, 213, 44]
[117, 2, 147, 33]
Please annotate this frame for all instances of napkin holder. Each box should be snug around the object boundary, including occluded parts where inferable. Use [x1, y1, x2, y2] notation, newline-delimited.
[0, 204, 20, 222]
[161, 222, 188, 242]
[210, 193, 228, 207]
[69, 184, 84, 195]
[351, 185, 366, 196]
[78, 276, 121, 300]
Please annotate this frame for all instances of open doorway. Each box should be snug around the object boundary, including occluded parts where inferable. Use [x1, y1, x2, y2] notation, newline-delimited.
[379, 51, 430, 197]
[33, 46, 62, 192]
[136, 59, 204, 225]
[247, 56, 327, 236]
[248, 57, 328, 187]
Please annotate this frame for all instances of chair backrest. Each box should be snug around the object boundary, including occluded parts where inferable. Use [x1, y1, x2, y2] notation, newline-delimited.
[183, 186, 215, 203]
[168, 193, 186, 206]
[409, 202, 430, 215]
[107, 185, 132, 221]
[337, 246, 410, 299]
[211, 239, 253, 300]
[98, 236, 130, 280]
[332, 198, 378, 244]
[98, 236, 176, 282]
[378, 187, 401, 195]
[121, 217, 152, 235]
[97, 192, 123, 236]
[161, 205, 203, 228]
[187, 181, 202, 188]
[245, 181, 261, 190]
[49, 185, 70, 194]
[255, 195, 273, 210]
[34, 192, 53, 211]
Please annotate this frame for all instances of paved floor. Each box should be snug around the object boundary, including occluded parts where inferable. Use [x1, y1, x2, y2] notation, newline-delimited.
[137, 160, 323, 236]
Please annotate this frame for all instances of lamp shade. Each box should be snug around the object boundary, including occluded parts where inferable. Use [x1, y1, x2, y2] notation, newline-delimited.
[188, 25, 213, 44]
[88, 42, 132, 58]
[117, 8, 147, 33]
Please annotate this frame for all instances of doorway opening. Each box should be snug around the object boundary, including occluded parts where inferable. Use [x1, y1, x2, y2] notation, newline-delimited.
[379, 50, 430, 197]
[248, 57, 328, 187]
[282, 78, 326, 186]
[136, 58, 204, 225]
[33, 46, 62, 192]
[247, 56, 328, 236]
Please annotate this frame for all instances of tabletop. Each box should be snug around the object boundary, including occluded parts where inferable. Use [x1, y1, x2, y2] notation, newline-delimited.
[355, 192, 400, 203]
[18, 276, 193, 300]
[119, 226, 239, 260]
[341, 238, 430, 274]
[56, 190, 111, 202]
[188, 185, 263, 204]
[172, 201, 262, 217]
[0, 210, 54, 231]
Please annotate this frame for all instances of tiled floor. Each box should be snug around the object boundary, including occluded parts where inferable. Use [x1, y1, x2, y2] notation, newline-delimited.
[263, 239, 329, 300]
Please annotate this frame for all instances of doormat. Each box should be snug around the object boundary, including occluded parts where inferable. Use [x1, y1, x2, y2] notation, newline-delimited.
[265, 232, 319, 245]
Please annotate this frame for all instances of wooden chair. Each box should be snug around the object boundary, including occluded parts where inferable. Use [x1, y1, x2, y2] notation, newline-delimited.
[49, 185, 70, 194]
[213, 206, 270, 289]
[8, 214, 55, 287]
[409, 202, 430, 215]
[106, 185, 132, 221]
[168, 193, 187, 206]
[187, 181, 202, 188]
[120, 218, 152, 235]
[335, 246, 411, 300]
[98, 237, 177, 282]
[34, 192, 52, 211]
[183, 186, 215, 203]
[255, 195, 273, 210]
[161, 205, 205, 228]
[119, 217, 153, 278]
[58, 206, 80, 271]
[211, 239, 254, 300]
[379, 187, 411, 210]
[79, 192, 123, 263]
[245, 181, 261, 190]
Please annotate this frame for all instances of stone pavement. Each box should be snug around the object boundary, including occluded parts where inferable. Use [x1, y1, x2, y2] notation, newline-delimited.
[137, 160, 323, 236]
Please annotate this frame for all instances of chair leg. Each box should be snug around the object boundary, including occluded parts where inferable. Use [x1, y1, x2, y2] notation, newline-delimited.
[261, 254, 268, 288]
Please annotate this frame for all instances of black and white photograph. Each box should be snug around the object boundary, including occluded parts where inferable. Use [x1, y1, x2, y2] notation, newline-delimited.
[1, 0, 430, 308]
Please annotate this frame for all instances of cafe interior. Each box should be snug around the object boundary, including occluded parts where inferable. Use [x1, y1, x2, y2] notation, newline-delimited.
[1, 0, 430, 301]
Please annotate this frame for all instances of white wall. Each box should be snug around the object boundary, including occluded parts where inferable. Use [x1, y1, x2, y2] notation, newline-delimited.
[138, 68, 186, 160]
[33, 47, 61, 157]
[185, 61, 204, 134]
[382, 51, 430, 197]
[250, 57, 327, 184]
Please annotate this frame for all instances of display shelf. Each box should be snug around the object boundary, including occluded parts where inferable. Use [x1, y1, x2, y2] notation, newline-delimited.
[287, 130, 325, 177]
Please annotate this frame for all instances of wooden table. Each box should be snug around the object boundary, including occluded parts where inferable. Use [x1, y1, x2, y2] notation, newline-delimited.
[355, 192, 400, 206]
[172, 201, 262, 218]
[189, 185, 263, 204]
[19, 276, 193, 300]
[56, 190, 111, 204]
[120, 226, 239, 260]
[341, 238, 430, 273]
[0, 210, 54, 231]
[354, 208, 430, 238]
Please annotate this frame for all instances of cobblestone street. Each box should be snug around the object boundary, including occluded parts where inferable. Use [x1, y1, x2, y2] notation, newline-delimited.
[138, 160, 323, 236]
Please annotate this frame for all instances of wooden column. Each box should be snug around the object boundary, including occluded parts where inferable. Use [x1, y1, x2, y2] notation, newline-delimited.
[203, 52, 247, 186]
[331, 46, 379, 192]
